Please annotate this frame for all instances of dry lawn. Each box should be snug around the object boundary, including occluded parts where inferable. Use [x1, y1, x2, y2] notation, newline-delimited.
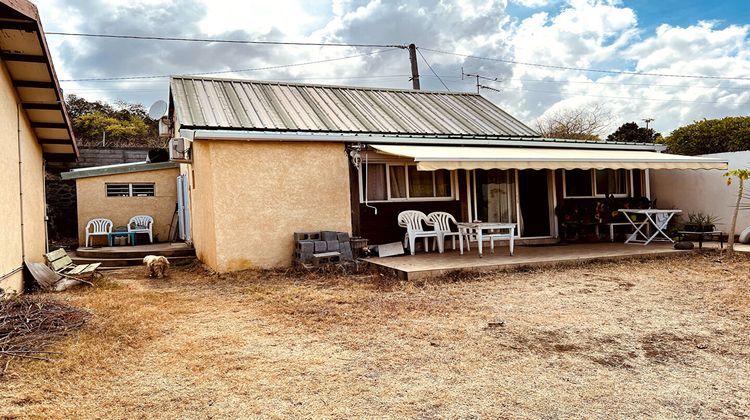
[1, 252, 749, 418]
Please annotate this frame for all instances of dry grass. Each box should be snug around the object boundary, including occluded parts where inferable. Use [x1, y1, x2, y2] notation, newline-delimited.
[1, 252, 749, 418]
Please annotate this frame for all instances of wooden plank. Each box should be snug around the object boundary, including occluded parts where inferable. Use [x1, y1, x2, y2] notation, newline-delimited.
[49, 258, 70, 272]
[79, 263, 100, 273]
[67, 264, 86, 275]
[45, 248, 67, 261]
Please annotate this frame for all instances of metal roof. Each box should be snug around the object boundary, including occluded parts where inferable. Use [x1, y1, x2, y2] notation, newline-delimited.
[61, 161, 179, 180]
[170, 76, 539, 138]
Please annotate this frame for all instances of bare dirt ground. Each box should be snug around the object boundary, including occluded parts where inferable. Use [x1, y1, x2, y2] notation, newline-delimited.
[1, 251, 749, 419]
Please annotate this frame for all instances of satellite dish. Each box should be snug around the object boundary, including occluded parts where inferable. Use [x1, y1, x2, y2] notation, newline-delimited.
[148, 100, 168, 119]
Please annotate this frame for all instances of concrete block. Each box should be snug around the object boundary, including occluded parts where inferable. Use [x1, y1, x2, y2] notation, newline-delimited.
[336, 232, 350, 242]
[314, 241, 327, 253]
[377, 242, 405, 257]
[321, 231, 338, 241]
[296, 241, 314, 261]
[326, 240, 340, 252]
[340, 241, 353, 260]
[294, 232, 321, 241]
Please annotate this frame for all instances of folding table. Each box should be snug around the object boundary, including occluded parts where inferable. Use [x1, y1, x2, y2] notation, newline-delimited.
[618, 209, 682, 245]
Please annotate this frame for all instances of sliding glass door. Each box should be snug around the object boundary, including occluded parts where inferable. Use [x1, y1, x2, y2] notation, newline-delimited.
[474, 169, 517, 224]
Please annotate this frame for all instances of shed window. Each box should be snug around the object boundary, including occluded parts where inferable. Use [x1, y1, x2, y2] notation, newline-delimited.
[106, 183, 155, 197]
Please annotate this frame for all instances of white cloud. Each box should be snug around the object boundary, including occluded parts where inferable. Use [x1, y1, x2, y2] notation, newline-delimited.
[33, 0, 750, 134]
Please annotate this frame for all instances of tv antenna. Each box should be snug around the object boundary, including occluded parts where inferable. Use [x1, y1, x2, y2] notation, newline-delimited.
[461, 68, 501, 94]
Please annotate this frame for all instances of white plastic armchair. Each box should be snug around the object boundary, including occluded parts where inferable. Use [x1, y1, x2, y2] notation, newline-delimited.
[85, 218, 113, 247]
[128, 215, 154, 243]
[397, 210, 438, 255]
[427, 212, 460, 253]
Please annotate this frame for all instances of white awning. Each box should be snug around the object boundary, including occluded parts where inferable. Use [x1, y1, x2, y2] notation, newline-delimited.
[372, 144, 728, 171]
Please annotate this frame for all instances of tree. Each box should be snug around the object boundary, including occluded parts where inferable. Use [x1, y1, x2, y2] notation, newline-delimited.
[606, 122, 660, 143]
[660, 116, 750, 156]
[535, 104, 612, 141]
[724, 169, 750, 256]
[64, 95, 161, 148]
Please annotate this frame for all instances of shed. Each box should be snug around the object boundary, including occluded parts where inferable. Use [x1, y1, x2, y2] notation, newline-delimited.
[62, 162, 180, 246]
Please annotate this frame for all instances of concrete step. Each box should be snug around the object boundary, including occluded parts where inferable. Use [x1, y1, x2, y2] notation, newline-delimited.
[71, 255, 197, 268]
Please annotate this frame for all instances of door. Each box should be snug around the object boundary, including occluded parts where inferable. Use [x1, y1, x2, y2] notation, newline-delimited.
[473, 169, 518, 225]
[176, 174, 192, 242]
[518, 169, 551, 237]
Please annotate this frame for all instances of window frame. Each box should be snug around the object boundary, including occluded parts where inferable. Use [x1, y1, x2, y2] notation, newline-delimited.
[359, 162, 455, 203]
[106, 182, 156, 198]
[562, 169, 631, 199]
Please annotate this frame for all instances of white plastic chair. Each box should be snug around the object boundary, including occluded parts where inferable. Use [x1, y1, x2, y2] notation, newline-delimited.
[398, 210, 439, 255]
[85, 218, 113, 247]
[128, 215, 154, 243]
[427, 212, 461, 253]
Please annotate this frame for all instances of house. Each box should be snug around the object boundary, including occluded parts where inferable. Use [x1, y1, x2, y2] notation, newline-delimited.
[0, 0, 77, 294]
[61, 161, 180, 246]
[651, 150, 750, 236]
[166, 76, 727, 273]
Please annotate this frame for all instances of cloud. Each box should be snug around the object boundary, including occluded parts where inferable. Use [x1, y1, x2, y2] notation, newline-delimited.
[34, 0, 750, 135]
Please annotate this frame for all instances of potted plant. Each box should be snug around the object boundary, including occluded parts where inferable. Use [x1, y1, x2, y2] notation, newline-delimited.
[683, 212, 720, 232]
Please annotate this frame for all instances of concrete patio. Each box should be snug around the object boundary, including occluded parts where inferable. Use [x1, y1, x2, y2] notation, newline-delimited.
[365, 242, 689, 280]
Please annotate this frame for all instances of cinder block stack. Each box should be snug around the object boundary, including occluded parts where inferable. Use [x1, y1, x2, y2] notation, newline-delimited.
[294, 231, 353, 266]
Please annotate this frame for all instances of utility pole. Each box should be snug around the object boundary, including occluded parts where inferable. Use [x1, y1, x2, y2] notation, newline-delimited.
[408, 44, 420, 90]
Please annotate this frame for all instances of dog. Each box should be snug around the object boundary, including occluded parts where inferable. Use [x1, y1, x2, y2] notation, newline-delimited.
[143, 255, 170, 278]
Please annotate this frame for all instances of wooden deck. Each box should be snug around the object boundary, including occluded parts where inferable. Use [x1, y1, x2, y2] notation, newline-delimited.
[364, 242, 688, 280]
[73, 242, 196, 267]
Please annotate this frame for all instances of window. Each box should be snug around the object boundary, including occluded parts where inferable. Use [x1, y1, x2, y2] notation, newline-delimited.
[106, 183, 155, 197]
[595, 169, 628, 196]
[564, 169, 630, 198]
[564, 169, 593, 197]
[360, 163, 453, 202]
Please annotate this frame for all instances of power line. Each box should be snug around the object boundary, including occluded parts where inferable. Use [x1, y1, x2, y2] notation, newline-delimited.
[416, 48, 449, 91]
[60, 48, 400, 82]
[421, 47, 750, 81]
[46, 31, 407, 49]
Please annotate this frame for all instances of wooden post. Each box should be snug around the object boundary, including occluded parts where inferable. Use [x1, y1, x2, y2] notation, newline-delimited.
[408, 44, 420, 90]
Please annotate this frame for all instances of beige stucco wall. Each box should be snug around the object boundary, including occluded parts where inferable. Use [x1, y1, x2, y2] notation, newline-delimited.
[186, 141, 218, 268]
[76, 167, 180, 246]
[650, 151, 750, 236]
[189, 140, 352, 272]
[0, 59, 47, 294]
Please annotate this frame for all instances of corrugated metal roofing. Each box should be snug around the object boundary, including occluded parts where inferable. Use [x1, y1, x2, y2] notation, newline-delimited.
[170, 76, 539, 138]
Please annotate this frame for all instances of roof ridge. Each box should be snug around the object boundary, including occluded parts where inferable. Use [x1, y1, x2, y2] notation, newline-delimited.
[169, 75, 481, 96]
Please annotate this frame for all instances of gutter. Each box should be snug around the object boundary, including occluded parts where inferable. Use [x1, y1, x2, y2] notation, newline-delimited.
[181, 129, 667, 152]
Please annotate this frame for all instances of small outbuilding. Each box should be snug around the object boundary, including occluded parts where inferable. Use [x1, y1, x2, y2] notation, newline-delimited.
[61, 161, 180, 246]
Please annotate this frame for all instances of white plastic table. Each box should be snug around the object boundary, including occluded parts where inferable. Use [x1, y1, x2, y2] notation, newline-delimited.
[618, 209, 682, 245]
[457, 222, 516, 257]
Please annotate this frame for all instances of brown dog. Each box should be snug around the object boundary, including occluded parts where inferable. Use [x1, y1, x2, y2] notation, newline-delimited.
[143, 255, 169, 278]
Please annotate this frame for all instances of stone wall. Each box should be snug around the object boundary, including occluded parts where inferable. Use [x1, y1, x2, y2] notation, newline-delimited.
[46, 147, 152, 241]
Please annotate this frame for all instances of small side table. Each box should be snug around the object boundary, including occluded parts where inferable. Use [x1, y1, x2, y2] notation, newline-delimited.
[107, 231, 136, 246]
[677, 231, 725, 249]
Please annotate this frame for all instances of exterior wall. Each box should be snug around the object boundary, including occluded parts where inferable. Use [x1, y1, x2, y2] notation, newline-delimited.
[651, 151, 750, 235]
[75, 167, 180, 246]
[190, 140, 352, 272]
[186, 141, 218, 269]
[0, 59, 46, 294]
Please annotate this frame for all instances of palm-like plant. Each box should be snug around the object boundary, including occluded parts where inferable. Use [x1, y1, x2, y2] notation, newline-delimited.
[724, 169, 750, 255]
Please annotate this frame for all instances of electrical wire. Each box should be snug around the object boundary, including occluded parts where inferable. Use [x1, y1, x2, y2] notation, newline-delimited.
[416, 48, 450, 91]
[46, 31, 407, 49]
[420, 47, 750, 81]
[60, 48, 400, 82]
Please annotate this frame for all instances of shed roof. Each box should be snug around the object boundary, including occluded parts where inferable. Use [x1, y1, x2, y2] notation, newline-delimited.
[0, 0, 77, 161]
[61, 161, 179, 180]
[170, 76, 538, 138]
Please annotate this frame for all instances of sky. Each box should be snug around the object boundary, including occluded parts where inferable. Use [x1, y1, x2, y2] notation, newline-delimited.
[35, 0, 750, 136]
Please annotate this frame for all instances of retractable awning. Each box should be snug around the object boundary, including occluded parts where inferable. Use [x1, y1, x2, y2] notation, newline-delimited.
[372, 144, 728, 171]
